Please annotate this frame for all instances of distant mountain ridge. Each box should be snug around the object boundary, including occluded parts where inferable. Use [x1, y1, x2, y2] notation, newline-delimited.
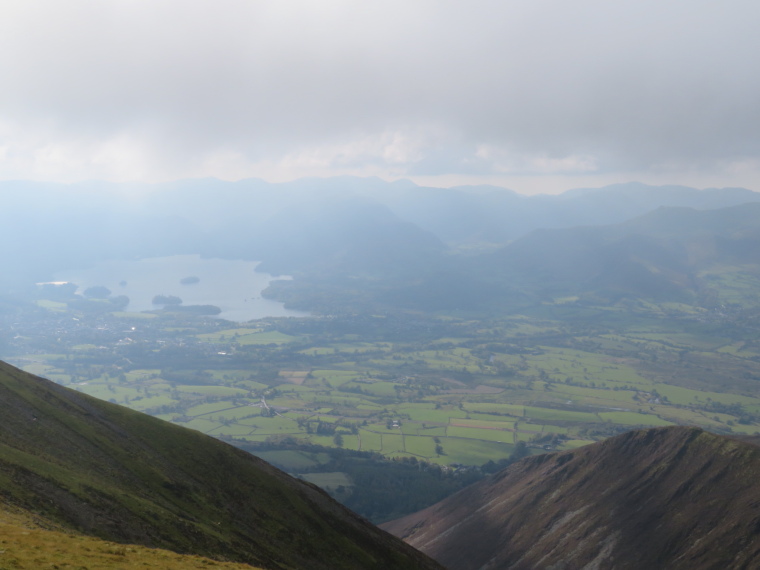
[383, 426, 760, 570]
[0, 360, 442, 570]
[2, 177, 759, 313]
[489, 202, 760, 299]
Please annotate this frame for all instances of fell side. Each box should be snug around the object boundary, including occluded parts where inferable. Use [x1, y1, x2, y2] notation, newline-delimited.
[383, 426, 760, 570]
[0, 361, 441, 570]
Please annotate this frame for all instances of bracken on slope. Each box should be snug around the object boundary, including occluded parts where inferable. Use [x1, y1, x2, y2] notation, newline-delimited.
[383, 426, 760, 570]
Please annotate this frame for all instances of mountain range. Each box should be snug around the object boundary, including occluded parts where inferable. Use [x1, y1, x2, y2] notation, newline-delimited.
[2, 178, 759, 303]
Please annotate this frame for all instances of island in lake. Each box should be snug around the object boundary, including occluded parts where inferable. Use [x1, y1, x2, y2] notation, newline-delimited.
[180, 275, 200, 285]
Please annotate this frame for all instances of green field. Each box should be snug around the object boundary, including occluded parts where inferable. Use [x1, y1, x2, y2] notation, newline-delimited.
[7, 289, 760, 469]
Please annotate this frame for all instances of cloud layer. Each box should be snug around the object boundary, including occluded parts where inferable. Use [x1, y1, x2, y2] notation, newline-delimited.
[1, 1, 759, 192]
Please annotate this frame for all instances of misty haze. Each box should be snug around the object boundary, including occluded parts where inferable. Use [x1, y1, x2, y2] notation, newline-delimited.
[2, 2, 760, 569]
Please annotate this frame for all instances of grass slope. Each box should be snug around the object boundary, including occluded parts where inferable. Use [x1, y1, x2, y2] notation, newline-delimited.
[0, 361, 441, 570]
[0, 505, 259, 569]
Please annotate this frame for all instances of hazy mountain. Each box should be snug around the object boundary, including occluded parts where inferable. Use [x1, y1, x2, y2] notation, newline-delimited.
[383, 426, 760, 570]
[380, 201, 760, 312]
[3, 177, 759, 311]
[0, 360, 441, 570]
[376, 181, 760, 245]
[489, 202, 760, 300]
[212, 195, 448, 277]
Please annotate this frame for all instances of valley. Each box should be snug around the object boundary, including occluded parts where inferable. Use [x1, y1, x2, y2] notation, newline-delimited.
[4, 276, 760, 521]
[4, 5, 760, 566]
[3, 179, 760, 524]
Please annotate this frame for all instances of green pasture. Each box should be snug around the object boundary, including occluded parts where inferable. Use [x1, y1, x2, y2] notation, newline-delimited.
[125, 369, 161, 381]
[415, 425, 447, 437]
[74, 383, 143, 403]
[204, 406, 264, 422]
[127, 395, 175, 411]
[403, 435, 438, 458]
[267, 396, 310, 409]
[399, 423, 427, 436]
[436, 438, 515, 465]
[551, 385, 644, 406]
[231, 433, 271, 442]
[462, 402, 525, 416]
[196, 328, 261, 341]
[199, 329, 299, 345]
[357, 429, 383, 452]
[403, 407, 467, 423]
[523, 406, 600, 423]
[653, 383, 760, 407]
[359, 381, 400, 397]
[450, 418, 516, 430]
[180, 417, 219, 433]
[716, 342, 759, 358]
[627, 332, 728, 351]
[724, 423, 760, 435]
[209, 369, 260, 381]
[514, 431, 534, 443]
[185, 401, 239, 417]
[446, 426, 512, 443]
[310, 370, 360, 387]
[211, 424, 261, 437]
[228, 380, 269, 391]
[655, 406, 713, 425]
[251, 450, 321, 470]
[597, 411, 672, 426]
[701, 268, 760, 306]
[328, 342, 390, 354]
[377, 433, 405, 454]
[35, 299, 68, 311]
[539, 424, 568, 434]
[176, 385, 251, 397]
[554, 384, 641, 399]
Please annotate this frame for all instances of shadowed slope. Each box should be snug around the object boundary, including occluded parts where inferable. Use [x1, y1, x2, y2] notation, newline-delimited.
[0, 361, 441, 570]
[384, 426, 760, 570]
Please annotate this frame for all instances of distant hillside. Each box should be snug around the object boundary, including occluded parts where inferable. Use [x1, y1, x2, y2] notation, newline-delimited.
[384, 201, 760, 311]
[243, 196, 448, 277]
[379, 181, 760, 245]
[2, 178, 757, 288]
[2, 177, 759, 312]
[0, 360, 441, 570]
[490, 202, 760, 301]
[384, 426, 760, 570]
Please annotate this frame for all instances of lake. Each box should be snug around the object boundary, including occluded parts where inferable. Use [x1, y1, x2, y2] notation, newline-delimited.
[54, 255, 308, 322]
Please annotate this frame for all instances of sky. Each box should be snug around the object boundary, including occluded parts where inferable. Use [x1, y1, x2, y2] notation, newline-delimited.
[1, 0, 759, 195]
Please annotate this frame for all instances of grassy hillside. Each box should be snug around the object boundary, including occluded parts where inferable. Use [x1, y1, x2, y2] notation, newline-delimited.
[0, 505, 259, 569]
[0, 361, 441, 570]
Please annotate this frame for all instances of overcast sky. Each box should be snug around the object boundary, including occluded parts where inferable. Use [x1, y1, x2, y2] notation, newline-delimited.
[1, 0, 759, 194]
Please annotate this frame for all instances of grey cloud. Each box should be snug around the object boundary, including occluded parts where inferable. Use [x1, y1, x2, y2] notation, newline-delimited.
[0, 1, 759, 183]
